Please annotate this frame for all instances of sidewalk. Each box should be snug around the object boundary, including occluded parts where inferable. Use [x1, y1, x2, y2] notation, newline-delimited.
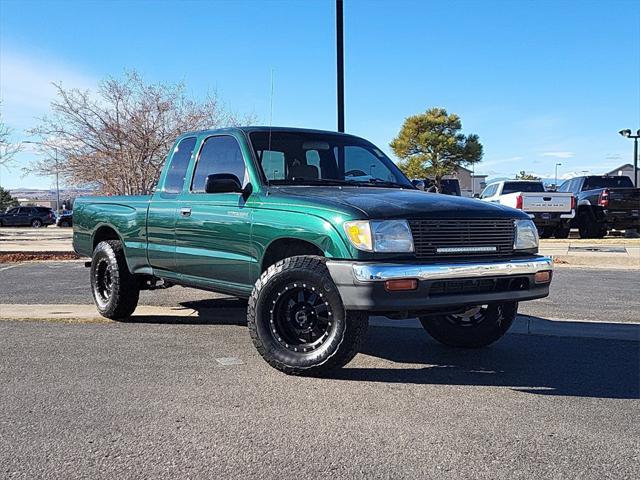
[1, 304, 638, 342]
[539, 240, 640, 269]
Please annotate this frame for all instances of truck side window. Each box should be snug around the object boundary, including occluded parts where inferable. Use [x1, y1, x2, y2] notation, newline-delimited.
[164, 137, 197, 194]
[191, 136, 247, 193]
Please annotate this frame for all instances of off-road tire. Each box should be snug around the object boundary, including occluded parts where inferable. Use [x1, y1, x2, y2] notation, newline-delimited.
[248, 255, 368, 375]
[90, 240, 140, 320]
[419, 302, 517, 348]
[31, 219, 43, 228]
[60, 220, 71, 228]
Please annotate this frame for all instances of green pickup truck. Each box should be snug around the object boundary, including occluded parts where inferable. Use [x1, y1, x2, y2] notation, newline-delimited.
[73, 127, 553, 375]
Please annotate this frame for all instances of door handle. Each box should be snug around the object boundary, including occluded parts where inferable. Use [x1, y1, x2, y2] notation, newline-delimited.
[180, 207, 192, 217]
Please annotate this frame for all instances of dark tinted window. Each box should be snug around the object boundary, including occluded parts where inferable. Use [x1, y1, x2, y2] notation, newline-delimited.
[583, 176, 634, 190]
[502, 182, 545, 194]
[164, 137, 197, 194]
[191, 136, 246, 193]
[18, 207, 34, 214]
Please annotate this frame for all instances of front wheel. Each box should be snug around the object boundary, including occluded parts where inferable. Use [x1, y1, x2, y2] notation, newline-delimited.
[90, 240, 140, 319]
[419, 302, 517, 348]
[248, 256, 368, 375]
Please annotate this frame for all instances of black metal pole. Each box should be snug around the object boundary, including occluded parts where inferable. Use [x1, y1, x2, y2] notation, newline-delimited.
[634, 137, 638, 187]
[336, 0, 345, 133]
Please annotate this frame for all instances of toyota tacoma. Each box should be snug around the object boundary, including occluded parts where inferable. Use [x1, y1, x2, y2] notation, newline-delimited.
[73, 127, 553, 375]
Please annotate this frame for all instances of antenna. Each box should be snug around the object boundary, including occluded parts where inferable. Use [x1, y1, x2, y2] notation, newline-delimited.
[266, 68, 274, 187]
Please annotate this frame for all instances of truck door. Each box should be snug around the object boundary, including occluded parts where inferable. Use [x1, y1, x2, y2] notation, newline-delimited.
[147, 136, 197, 275]
[174, 134, 253, 290]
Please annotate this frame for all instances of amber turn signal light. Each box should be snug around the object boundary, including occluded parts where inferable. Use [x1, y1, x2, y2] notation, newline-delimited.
[534, 271, 552, 284]
[384, 279, 418, 291]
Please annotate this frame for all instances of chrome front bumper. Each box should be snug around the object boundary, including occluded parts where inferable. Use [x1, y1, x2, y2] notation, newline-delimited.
[326, 256, 553, 311]
[349, 256, 553, 282]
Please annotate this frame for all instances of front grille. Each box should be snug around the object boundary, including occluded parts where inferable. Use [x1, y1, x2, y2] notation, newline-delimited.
[409, 218, 515, 258]
[429, 276, 529, 297]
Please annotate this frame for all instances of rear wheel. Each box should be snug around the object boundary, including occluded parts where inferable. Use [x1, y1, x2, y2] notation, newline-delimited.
[419, 302, 517, 348]
[60, 220, 71, 228]
[31, 219, 43, 228]
[90, 240, 139, 319]
[248, 256, 368, 375]
[554, 225, 570, 239]
[578, 211, 603, 238]
[539, 227, 553, 239]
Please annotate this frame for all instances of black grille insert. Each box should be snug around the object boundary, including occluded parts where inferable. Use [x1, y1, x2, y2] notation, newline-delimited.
[429, 276, 530, 297]
[409, 218, 515, 258]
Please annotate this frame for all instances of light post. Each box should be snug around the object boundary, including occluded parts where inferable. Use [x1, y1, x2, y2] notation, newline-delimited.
[336, 0, 345, 132]
[555, 163, 562, 187]
[618, 129, 640, 187]
[23, 141, 61, 213]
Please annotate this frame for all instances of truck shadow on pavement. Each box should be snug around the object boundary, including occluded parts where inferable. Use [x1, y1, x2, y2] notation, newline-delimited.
[330, 325, 640, 400]
[127, 300, 638, 400]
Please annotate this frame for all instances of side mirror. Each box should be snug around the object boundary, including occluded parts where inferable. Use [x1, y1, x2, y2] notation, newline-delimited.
[205, 173, 243, 194]
[473, 193, 480, 199]
[412, 179, 426, 191]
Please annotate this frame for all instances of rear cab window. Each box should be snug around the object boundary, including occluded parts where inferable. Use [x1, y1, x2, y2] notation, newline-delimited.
[583, 176, 634, 190]
[502, 182, 545, 195]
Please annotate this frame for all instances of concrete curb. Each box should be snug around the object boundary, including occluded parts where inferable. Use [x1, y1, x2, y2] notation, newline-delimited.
[369, 315, 640, 342]
[0, 304, 638, 342]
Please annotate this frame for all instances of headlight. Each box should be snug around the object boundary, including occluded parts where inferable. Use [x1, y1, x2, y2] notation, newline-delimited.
[514, 219, 539, 250]
[344, 220, 414, 253]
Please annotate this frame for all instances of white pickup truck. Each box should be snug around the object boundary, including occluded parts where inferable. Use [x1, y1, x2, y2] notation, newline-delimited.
[478, 180, 575, 238]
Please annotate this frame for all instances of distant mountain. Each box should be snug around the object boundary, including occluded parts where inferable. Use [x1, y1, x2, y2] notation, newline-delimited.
[9, 188, 93, 199]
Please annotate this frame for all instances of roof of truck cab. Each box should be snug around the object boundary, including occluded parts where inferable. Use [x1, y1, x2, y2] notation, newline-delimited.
[177, 126, 363, 139]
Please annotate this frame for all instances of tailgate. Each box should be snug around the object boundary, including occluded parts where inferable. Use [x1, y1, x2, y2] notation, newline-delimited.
[607, 188, 640, 211]
[521, 193, 572, 213]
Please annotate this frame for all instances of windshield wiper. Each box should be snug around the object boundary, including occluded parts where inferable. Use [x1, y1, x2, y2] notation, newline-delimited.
[270, 178, 363, 186]
[348, 178, 411, 188]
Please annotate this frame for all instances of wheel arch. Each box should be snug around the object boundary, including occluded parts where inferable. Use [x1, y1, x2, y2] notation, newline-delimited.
[261, 237, 324, 273]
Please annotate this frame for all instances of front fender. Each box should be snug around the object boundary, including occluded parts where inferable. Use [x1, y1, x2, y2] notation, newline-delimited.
[250, 209, 352, 277]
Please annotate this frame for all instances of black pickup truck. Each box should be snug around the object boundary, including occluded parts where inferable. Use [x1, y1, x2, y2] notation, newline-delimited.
[558, 175, 640, 238]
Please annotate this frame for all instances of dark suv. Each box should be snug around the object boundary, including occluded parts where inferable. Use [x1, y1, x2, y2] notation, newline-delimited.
[0, 206, 56, 228]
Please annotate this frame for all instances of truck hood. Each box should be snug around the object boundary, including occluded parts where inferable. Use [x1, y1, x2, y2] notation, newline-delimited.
[268, 186, 527, 220]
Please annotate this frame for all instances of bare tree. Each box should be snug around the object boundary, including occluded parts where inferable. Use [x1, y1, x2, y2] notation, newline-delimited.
[0, 105, 22, 172]
[27, 71, 254, 195]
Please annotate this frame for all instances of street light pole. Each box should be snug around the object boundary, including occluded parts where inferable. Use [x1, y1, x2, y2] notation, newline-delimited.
[618, 129, 640, 187]
[555, 163, 562, 187]
[54, 149, 60, 213]
[23, 140, 61, 213]
[336, 0, 345, 132]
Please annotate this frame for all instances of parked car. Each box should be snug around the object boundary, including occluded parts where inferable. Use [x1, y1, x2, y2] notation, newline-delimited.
[558, 175, 640, 238]
[56, 210, 73, 228]
[0, 206, 55, 228]
[73, 127, 553, 376]
[478, 180, 575, 238]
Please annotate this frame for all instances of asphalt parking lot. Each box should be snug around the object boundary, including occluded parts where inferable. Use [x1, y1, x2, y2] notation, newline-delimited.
[0, 261, 639, 478]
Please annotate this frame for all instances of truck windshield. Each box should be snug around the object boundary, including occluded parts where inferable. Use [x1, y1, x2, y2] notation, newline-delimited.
[249, 131, 413, 188]
[502, 182, 545, 194]
[583, 176, 634, 190]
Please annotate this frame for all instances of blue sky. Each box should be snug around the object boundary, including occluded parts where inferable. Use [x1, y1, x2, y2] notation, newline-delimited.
[1, 0, 639, 189]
